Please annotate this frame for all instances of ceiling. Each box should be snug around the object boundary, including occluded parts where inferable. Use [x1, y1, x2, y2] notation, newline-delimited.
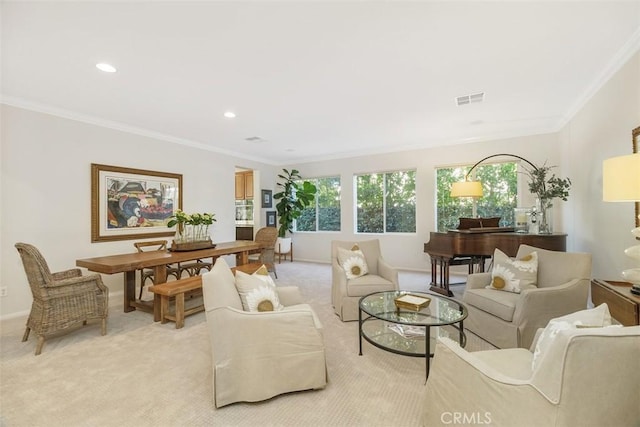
[2, 1, 639, 165]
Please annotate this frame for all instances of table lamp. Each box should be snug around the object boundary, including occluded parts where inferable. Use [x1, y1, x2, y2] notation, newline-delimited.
[603, 152, 640, 295]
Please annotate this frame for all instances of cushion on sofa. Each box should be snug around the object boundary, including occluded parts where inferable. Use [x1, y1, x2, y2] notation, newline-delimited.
[345, 274, 395, 297]
[531, 303, 613, 370]
[463, 288, 519, 322]
[487, 248, 538, 293]
[235, 270, 283, 312]
[337, 246, 369, 280]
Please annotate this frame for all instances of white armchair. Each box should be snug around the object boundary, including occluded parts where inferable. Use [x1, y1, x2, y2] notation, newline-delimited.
[331, 239, 399, 321]
[462, 244, 591, 349]
[422, 324, 640, 427]
[202, 258, 327, 408]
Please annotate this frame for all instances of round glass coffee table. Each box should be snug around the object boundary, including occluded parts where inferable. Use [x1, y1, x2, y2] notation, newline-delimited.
[358, 290, 467, 379]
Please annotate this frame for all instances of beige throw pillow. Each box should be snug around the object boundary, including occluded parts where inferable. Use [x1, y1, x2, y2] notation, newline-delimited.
[487, 248, 538, 293]
[337, 246, 369, 279]
[235, 269, 283, 312]
[531, 303, 614, 370]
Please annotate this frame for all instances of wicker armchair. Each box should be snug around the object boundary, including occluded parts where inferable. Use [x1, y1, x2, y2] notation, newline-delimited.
[248, 227, 278, 278]
[15, 243, 109, 355]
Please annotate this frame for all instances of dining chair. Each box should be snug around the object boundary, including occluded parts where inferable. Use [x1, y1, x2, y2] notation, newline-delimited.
[248, 227, 278, 278]
[133, 240, 181, 299]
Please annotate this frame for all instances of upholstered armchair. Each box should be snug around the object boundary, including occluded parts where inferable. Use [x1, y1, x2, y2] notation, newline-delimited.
[201, 258, 327, 408]
[462, 244, 592, 349]
[15, 242, 109, 355]
[331, 239, 399, 321]
[422, 322, 640, 426]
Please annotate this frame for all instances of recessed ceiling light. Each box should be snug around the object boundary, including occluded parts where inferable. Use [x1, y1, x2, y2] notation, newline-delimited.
[224, 111, 236, 118]
[96, 63, 117, 73]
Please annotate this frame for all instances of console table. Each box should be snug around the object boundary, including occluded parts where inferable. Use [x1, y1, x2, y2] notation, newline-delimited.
[590, 279, 640, 326]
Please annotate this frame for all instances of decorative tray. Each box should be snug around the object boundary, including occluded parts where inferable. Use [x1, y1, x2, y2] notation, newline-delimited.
[394, 294, 431, 312]
[170, 240, 216, 252]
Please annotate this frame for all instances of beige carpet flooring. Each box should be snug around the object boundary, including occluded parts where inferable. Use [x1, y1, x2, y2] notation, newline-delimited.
[0, 261, 494, 427]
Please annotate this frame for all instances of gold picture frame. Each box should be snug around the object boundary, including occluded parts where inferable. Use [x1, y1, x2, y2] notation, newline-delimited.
[633, 126, 639, 228]
[91, 164, 183, 242]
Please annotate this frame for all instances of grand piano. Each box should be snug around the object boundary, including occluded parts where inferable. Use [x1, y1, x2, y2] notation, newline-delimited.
[424, 230, 567, 296]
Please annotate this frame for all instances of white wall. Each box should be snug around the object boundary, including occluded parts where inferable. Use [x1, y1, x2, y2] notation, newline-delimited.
[285, 52, 640, 281]
[0, 105, 277, 317]
[2, 52, 637, 318]
[284, 133, 561, 271]
[560, 51, 640, 279]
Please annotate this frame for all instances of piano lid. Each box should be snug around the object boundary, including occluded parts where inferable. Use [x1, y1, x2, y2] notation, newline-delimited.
[449, 227, 516, 234]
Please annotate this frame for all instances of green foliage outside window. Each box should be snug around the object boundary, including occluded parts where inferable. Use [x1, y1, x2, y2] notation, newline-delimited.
[436, 162, 518, 232]
[356, 170, 416, 233]
[296, 176, 341, 232]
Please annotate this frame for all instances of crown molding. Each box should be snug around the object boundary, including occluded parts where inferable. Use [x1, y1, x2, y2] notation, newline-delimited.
[556, 25, 640, 132]
[0, 96, 277, 166]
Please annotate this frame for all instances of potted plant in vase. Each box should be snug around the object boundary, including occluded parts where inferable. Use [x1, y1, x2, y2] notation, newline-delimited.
[524, 163, 571, 234]
[273, 169, 317, 260]
[167, 209, 216, 250]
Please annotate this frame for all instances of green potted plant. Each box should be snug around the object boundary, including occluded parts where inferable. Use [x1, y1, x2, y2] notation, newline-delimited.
[524, 163, 571, 234]
[273, 169, 317, 257]
[167, 209, 216, 249]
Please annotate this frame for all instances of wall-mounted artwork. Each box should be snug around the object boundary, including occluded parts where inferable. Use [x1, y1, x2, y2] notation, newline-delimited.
[91, 163, 182, 242]
[262, 189, 273, 208]
[633, 126, 639, 228]
[266, 210, 276, 227]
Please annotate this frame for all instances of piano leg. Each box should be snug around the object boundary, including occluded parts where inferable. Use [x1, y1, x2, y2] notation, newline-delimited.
[429, 256, 454, 297]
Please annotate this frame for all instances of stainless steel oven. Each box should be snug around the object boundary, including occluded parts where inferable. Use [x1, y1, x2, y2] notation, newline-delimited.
[235, 200, 254, 224]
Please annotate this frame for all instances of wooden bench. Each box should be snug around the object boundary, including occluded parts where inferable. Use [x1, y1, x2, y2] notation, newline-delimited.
[149, 262, 264, 329]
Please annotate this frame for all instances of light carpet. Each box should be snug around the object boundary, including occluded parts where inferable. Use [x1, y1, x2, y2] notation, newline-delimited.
[0, 261, 494, 427]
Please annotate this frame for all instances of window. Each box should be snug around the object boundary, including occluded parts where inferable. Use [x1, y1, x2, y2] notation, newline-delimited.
[356, 170, 416, 233]
[436, 162, 518, 232]
[295, 176, 341, 232]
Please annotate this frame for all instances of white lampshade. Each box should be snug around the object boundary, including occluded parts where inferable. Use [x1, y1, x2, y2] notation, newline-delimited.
[603, 152, 640, 293]
[603, 153, 640, 202]
[450, 181, 483, 198]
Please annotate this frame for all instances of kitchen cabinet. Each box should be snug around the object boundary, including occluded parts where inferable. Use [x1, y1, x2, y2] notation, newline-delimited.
[235, 172, 254, 200]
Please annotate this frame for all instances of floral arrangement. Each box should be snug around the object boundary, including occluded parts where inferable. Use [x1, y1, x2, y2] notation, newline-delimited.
[524, 163, 571, 210]
[167, 209, 216, 243]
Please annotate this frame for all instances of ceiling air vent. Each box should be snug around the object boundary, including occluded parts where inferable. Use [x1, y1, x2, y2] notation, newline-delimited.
[456, 92, 484, 106]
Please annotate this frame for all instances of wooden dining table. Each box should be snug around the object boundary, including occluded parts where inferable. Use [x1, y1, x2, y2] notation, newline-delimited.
[76, 240, 263, 314]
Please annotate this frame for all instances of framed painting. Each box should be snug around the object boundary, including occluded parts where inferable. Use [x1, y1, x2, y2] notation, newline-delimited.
[634, 126, 639, 228]
[262, 189, 273, 208]
[91, 164, 183, 242]
[266, 210, 276, 227]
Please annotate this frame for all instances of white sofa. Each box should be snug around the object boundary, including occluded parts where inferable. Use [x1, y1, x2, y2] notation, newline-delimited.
[202, 258, 327, 408]
[331, 239, 399, 321]
[422, 324, 640, 426]
[462, 244, 591, 349]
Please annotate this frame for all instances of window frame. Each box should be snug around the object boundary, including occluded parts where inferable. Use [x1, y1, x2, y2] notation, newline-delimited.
[354, 168, 417, 235]
[294, 175, 342, 233]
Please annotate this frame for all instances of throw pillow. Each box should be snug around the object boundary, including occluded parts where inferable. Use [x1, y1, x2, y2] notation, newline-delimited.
[250, 264, 284, 310]
[531, 303, 613, 370]
[486, 248, 538, 293]
[235, 270, 282, 312]
[337, 246, 369, 280]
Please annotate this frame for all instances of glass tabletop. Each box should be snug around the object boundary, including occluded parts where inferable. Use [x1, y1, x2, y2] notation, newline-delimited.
[359, 290, 467, 326]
